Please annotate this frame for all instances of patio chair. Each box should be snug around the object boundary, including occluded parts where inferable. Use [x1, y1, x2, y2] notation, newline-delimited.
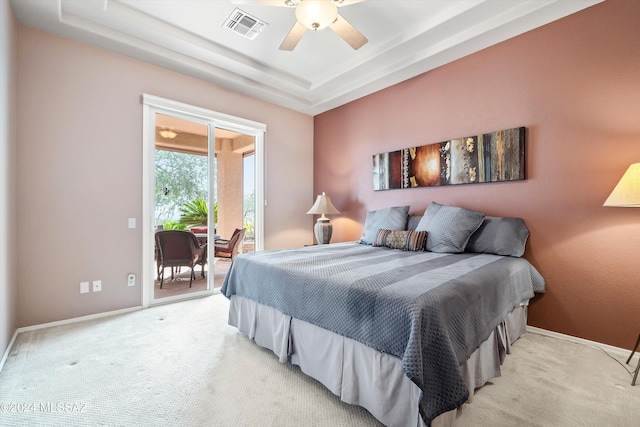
[195, 242, 208, 278]
[155, 230, 206, 288]
[214, 228, 245, 260]
[189, 227, 208, 246]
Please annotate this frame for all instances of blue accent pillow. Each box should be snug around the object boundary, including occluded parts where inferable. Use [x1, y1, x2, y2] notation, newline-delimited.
[406, 215, 422, 232]
[466, 216, 529, 257]
[415, 202, 485, 253]
[359, 206, 410, 245]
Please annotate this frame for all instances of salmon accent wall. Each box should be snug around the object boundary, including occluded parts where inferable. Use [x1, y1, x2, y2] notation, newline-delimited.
[314, 0, 640, 349]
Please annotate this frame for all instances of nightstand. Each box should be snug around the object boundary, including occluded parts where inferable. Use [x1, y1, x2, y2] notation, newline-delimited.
[627, 333, 640, 386]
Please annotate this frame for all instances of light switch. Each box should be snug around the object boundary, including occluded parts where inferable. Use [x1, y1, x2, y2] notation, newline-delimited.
[80, 281, 90, 294]
[128, 218, 136, 229]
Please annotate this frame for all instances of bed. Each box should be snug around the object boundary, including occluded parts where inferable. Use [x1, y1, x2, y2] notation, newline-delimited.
[221, 203, 545, 427]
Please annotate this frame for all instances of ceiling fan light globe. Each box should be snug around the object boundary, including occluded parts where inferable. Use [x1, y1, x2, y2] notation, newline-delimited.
[159, 128, 177, 139]
[295, 0, 338, 31]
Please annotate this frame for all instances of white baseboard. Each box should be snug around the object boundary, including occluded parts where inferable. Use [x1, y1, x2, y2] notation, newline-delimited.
[0, 305, 143, 374]
[15, 306, 143, 333]
[0, 329, 19, 373]
[526, 325, 636, 362]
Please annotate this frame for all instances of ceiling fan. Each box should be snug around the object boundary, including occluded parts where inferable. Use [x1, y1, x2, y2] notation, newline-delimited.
[232, 0, 368, 51]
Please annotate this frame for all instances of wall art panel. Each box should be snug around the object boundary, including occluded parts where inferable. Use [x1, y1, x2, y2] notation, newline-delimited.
[373, 127, 525, 190]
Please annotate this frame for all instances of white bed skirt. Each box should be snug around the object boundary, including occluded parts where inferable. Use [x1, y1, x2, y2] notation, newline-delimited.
[228, 295, 528, 427]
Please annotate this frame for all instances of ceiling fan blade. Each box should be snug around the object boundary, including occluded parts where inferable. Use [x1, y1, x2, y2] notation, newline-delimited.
[279, 21, 307, 51]
[332, 0, 367, 7]
[329, 13, 368, 50]
[231, 0, 292, 7]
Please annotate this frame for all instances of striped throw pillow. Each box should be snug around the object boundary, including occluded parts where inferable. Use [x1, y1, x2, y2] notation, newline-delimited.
[373, 229, 428, 251]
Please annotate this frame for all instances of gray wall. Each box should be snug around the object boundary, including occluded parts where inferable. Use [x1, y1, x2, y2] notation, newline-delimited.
[0, 0, 18, 357]
[14, 25, 314, 327]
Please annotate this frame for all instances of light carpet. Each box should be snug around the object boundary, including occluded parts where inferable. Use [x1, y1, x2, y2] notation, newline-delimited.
[0, 295, 638, 426]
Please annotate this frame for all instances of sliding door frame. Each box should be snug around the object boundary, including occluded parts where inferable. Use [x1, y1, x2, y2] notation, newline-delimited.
[141, 94, 266, 308]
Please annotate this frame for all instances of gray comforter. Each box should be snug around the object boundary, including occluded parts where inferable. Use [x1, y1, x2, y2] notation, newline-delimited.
[221, 243, 545, 426]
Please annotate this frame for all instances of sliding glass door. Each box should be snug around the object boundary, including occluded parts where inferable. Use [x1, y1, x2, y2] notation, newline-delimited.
[141, 94, 265, 308]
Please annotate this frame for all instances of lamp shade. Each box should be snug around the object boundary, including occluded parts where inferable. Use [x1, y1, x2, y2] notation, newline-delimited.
[307, 192, 340, 215]
[603, 163, 640, 207]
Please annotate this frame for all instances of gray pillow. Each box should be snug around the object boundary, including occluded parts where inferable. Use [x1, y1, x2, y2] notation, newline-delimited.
[466, 216, 529, 257]
[415, 202, 485, 253]
[359, 206, 410, 245]
[406, 215, 422, 232]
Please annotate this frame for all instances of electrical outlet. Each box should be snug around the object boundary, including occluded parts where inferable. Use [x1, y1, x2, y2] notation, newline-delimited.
[80, 281, 90, 294]
[92, 280, 102, 292]
[127, 274, 136, 287]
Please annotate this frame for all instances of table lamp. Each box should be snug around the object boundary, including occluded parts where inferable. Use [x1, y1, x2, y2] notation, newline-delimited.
[603, 162, 640, 386]
[307, 192, 340, 244]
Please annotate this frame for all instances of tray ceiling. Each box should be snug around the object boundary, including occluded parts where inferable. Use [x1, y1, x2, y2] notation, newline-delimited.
[11, 0, 603, 115]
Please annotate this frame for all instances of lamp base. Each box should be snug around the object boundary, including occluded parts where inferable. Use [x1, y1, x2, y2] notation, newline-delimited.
[314, 218, 332, 244]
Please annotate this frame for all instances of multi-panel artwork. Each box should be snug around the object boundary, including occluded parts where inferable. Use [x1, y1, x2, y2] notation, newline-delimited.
[373, 127, 525, 191]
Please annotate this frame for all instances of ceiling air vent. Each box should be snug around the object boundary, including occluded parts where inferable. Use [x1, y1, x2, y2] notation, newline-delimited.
[224, 8, 267, 40]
